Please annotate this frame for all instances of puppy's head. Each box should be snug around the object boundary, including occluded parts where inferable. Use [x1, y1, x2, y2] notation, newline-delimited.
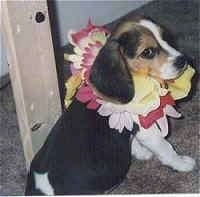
[90, 18, 190, 104]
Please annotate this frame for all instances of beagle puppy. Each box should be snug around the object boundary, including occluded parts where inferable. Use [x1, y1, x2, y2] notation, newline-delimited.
[25, 17, 195, 195]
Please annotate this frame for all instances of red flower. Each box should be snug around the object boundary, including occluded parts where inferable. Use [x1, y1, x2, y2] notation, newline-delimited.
[75, 85, 100, 110]
[139, 94, 175, 129]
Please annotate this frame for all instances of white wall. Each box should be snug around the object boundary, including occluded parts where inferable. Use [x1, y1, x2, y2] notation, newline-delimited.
[55, 0, 149, 45]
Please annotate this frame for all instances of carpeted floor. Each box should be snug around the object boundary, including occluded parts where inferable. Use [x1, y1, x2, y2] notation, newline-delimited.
[0, 84, 27, 195]
[0, 0, 199, 195]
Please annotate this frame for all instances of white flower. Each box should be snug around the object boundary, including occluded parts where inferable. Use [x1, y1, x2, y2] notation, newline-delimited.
[98, 101, 138, 133]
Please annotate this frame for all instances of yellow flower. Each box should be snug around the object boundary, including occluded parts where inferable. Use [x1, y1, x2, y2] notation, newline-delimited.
[64, 73, 82, 108]
[127, 65, 195, 115]
[167, 65, 195, 100]
[64, 64, 195, 115]
[128, 73, 164, 115]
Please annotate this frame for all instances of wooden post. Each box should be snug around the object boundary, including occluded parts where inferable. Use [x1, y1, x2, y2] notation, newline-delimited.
[2, 1, 62, 168]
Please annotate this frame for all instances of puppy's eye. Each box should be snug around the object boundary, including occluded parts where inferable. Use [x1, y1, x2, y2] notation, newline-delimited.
[140, 47, 157, 59]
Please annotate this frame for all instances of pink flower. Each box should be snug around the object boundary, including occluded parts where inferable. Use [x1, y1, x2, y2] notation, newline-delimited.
[66, 20, 110, 72]
[65, 21, 110, 110]
[68, 19, 109, 49]
[82, 42, 102, 67]
[75, 85, 100, 110]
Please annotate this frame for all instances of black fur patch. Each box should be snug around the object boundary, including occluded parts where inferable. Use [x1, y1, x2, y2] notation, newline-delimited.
[118, 30, 141, 58]
[161, 29, 177, 49]
[25, 99, 136, 195]
[89, 39, 134, 103]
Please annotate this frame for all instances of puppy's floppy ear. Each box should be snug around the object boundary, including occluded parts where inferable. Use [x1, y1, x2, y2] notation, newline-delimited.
[89, 38, 134, 103]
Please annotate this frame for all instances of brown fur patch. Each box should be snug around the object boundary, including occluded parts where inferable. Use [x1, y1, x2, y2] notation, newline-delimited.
[126, 31, 169, 78]
[111, 20, 170, 79]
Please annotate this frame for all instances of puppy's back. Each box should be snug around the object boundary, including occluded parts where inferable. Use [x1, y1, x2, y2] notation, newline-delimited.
[25, 99, 132, 195]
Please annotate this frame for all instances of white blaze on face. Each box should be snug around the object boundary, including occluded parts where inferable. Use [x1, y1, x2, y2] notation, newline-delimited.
[139, 19, 180, 56]
[139, 19, 182, 79]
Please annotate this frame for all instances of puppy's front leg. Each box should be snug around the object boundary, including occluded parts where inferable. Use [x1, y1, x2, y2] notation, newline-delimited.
[131, 137, 153, 160]
[136, 125, 195, 172]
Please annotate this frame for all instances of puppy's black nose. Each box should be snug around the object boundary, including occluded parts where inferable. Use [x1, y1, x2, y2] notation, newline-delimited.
[174, 55, 188, 69]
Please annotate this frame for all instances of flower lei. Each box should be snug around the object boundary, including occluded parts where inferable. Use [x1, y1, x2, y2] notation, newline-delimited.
[64, 21, 195, 136]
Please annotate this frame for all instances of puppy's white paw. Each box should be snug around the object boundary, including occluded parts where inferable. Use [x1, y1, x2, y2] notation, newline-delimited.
[171, 156, 196, 172]
[132, 146, 153, 160]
